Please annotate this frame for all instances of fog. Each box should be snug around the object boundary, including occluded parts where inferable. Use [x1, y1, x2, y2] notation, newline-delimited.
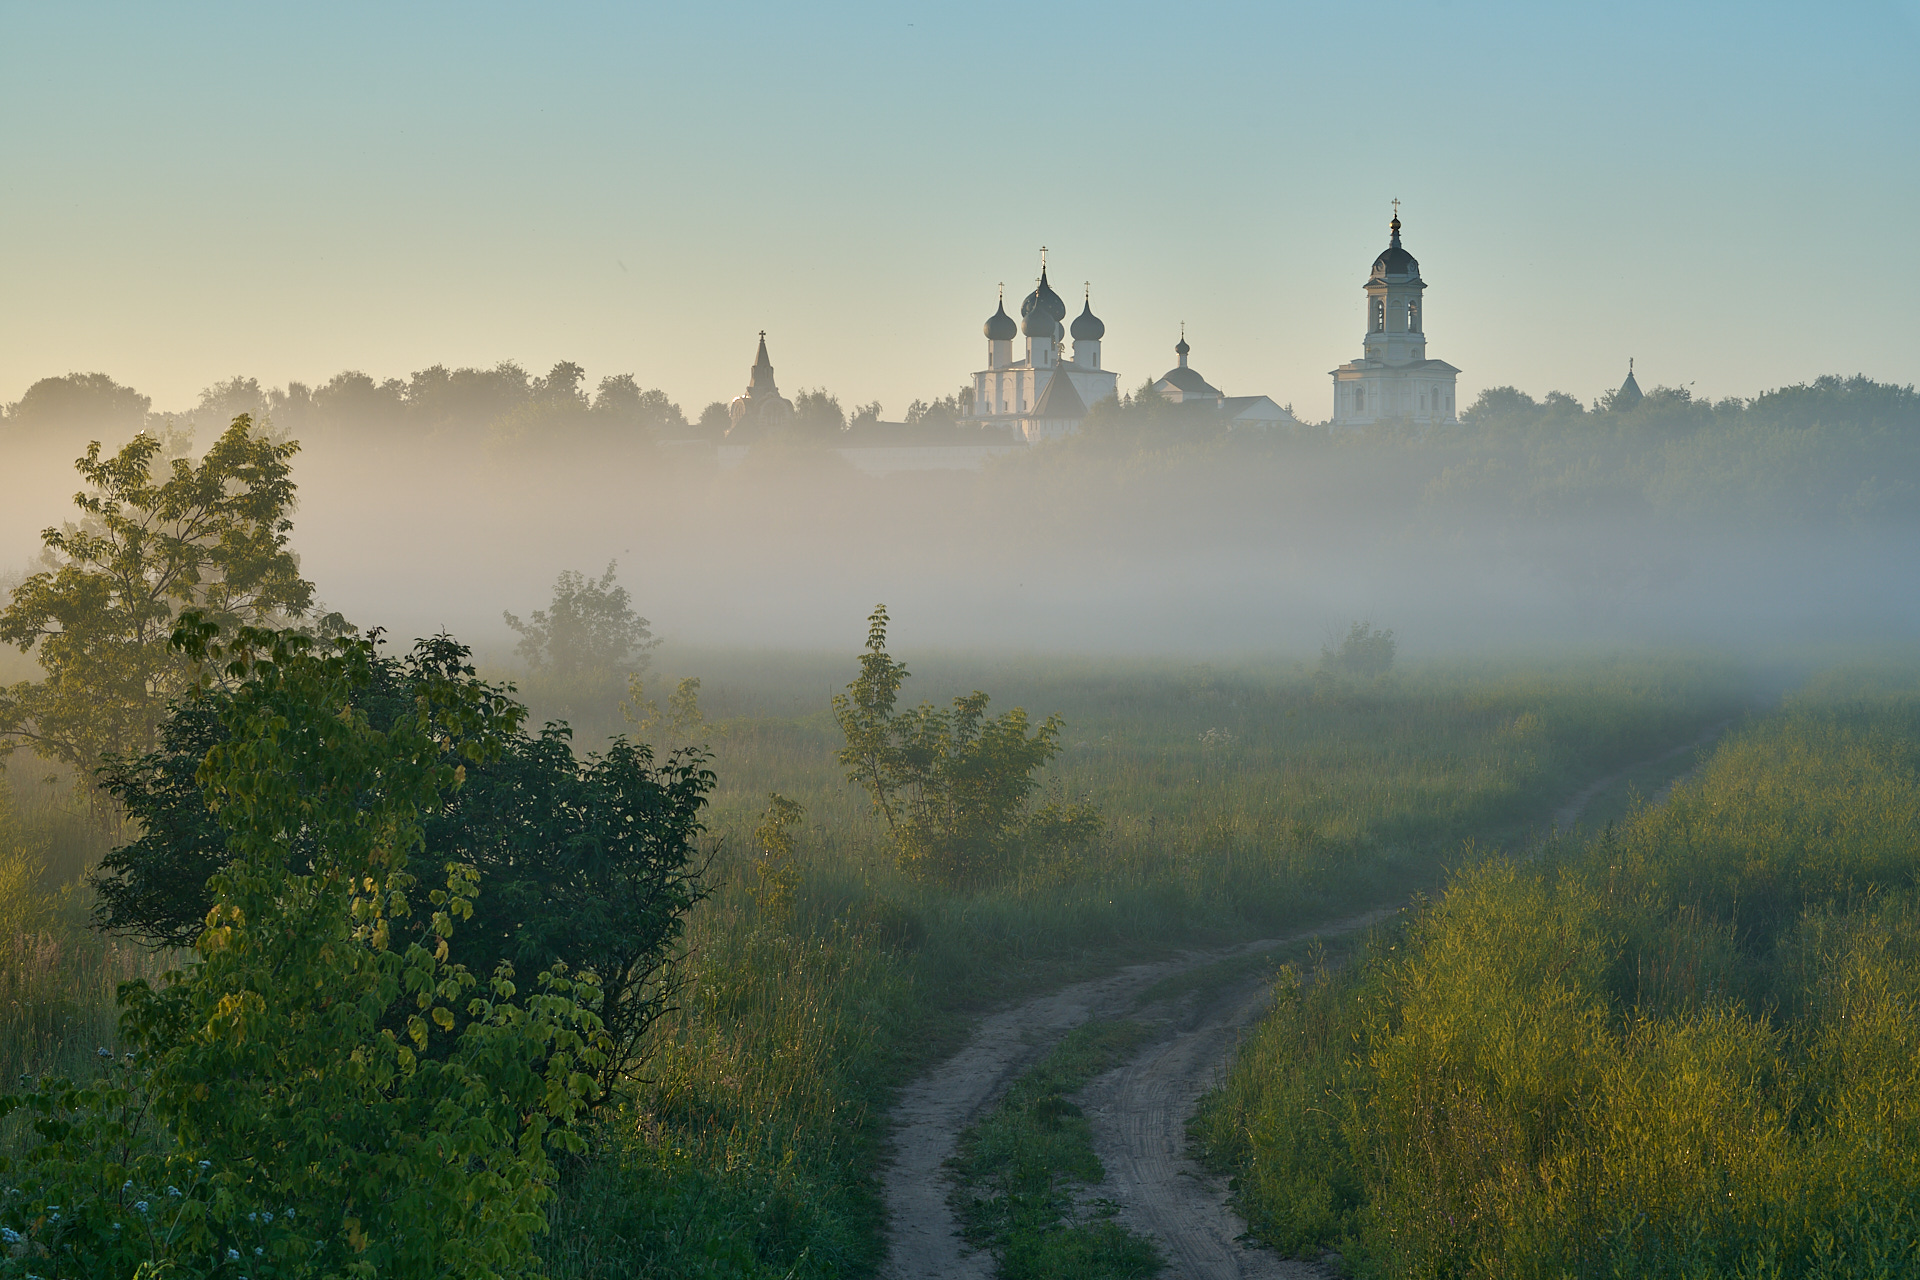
[5, 370, 1918, 670]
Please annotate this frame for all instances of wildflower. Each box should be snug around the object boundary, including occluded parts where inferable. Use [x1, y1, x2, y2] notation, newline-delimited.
[261, 1212, 273, 1223]
[1, 1227, 20, 1244]
[255, 1247, 264, 1256]
[228, 1249, 240, 1261]
[96, 1047, 111, 1058]
[198, 1160, 211, 1171]
[123, 1181, 133, 1192]
[247, 1213, 256, 1223]
[134, 1201, 149, 1214]
[167, 1186, 182, 1197]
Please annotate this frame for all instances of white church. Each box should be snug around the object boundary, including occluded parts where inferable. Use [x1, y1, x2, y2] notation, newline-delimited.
[966, 260, 1120, 443]
[1329, 209, 1461, 425]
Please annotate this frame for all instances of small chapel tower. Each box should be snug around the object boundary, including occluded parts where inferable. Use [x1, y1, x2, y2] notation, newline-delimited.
[1331, 204, 1460, 426]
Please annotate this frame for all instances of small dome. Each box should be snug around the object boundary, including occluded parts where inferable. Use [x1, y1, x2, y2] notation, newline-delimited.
[1371, 216, 1420, 277]
[1020, 268, 1068, 323]
[984, 298, 1017, 341]
[1071, 298, 1105, 341]
[1175, 335, 1190, 357]
[1023, 306, 1056, 338]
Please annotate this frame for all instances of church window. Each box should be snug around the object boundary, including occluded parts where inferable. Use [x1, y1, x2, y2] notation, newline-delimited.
[1355, 386, 1365, 412]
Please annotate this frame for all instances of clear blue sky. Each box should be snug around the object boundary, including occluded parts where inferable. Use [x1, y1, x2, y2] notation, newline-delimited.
[3, 0, 1917, 423]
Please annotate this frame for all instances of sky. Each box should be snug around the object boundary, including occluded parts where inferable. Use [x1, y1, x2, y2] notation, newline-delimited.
[3, 0, 1919, 423]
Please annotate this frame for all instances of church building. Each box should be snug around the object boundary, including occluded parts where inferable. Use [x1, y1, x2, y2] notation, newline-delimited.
[726, 331, 794, 439]
[1330, 210, 1461, 426]
[968, 255, 1120, 442]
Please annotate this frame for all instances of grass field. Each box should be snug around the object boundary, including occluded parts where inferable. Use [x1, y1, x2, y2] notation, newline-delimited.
[1196, 661, 1920, 1279]
[0, 646, 1752, 1276]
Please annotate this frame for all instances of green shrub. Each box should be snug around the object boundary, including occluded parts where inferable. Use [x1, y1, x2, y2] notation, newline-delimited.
[0, 619, 605, 1278]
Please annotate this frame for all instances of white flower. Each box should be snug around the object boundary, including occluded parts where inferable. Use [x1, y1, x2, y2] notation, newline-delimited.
[96, 1047, 111, 1058]
[122, 1181, 133, 1192]
[1, 1227, 20, 1243]
[134, 1201, 149, 1214]
[167, 1186, 182, 1198]
[198, 1160, 211, 1171]
[261, 1212, 273, 1224]
[254, 1247, 264, 1256]
[228, 1249, 240, 1261]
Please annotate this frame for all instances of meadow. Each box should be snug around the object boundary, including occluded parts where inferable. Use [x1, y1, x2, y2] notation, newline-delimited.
[0, 640, 1751, 1276]
[1196, 662, 1920, 1279]
[524, 646, 1748, 1277]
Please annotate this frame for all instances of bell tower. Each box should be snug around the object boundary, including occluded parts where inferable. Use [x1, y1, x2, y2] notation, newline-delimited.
[1363, 202, 1427, 367]
[1330, 203, 1460, 426]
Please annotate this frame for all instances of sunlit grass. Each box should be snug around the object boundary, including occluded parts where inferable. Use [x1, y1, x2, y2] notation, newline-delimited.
[1196, 666, 1920, 1278]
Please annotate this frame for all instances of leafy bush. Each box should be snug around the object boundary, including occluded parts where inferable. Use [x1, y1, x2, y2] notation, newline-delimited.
[503, 563, 656, 721]
[92, 631, 712, 1095]
[1321, 621, 1396, 678]
[1, 617, 605, 1278]
[832, 606, 1099, 888]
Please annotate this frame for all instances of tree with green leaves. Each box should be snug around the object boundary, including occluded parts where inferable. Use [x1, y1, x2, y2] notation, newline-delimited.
[0, 616, 604, 1277]
[92, 630, 712, 1095]
[0, 417, 314, 781]
[503, 562, 656, 720]
[833, 605, 1099, 888]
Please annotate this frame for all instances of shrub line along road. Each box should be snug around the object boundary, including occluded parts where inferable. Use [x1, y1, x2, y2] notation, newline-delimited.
[876, 721, 1737, 1279]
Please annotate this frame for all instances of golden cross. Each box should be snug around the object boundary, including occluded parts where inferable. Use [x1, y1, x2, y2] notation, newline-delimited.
[1392, 197, 1400, 220]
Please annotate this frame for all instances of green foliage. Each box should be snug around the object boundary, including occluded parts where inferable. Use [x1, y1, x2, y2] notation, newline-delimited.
[1321, 620, 1396, 679]
[1, 616, 608, 1278]
[950, 1020, 1161, 1279]
[1197, 678, 1920, 1278]
[92, 632, 713, 1095]
[503, 562, 657, 720]
[750, 793, 805, 920]
[3, 373, 151, 437]
[832, 606, 1100, 887]
[0, 419, 315, 779]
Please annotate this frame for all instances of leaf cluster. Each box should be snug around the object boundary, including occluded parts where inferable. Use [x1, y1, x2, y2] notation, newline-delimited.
[93, 627, 712, 1096]
[3, 617, 611, 1277]
[832, 606, 1098, 888]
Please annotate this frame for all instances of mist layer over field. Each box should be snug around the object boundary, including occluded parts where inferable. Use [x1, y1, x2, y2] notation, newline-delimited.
[4, 370, 1917, 662]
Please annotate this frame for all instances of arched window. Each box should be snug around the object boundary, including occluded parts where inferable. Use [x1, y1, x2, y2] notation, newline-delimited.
[1407, 301, 1420, 332]
[1372, 299, 1385, 332]
[1355, 385, 1366, 412]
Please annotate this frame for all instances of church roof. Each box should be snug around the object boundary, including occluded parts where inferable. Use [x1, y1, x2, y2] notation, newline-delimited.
[984, 297, 1017, 341]
[1371, 216, 1421, 278]
[1615, 362, 1644, 407]
[1021, 267, 1067, 323]
[1030, 369, 1087, 419]
[1158, 365, 1221, 396]
[1071, 295, 1105, 341]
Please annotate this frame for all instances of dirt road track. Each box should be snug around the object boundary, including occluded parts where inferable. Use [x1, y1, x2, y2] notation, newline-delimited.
[876, 910, 1394, 1280]
[879, 721, 1738, 1279]
[1081, 973, 1340, 1279]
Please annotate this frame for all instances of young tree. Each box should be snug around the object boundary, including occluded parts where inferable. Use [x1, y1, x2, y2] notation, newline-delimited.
[1322, 620, 1396, 678]
[833, 605, 1099, 888]
[503, 562, 656, 719]
[0, 417, 314, 779]
[93, 632, 713, 1094]
[0, 617, 606, 1278]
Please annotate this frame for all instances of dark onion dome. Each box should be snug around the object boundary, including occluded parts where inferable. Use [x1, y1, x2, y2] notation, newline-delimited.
[984, 298, 1017, 341]
[1020, 267, 1068, 322]
[1022, 304, 1056, 338]
[1071, 297, 1105, 341]
[1175, 334, 1191, 358]
[1371, 216, 1421, 278]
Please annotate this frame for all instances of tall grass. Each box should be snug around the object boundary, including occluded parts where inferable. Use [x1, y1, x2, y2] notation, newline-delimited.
[1196, 667, 1920, 1278]
[537, 651, 1748, 1278]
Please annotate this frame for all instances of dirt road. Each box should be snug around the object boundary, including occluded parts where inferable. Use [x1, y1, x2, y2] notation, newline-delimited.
[879, 722, 1737, 1279]
[876, 910, 1393, 1279]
